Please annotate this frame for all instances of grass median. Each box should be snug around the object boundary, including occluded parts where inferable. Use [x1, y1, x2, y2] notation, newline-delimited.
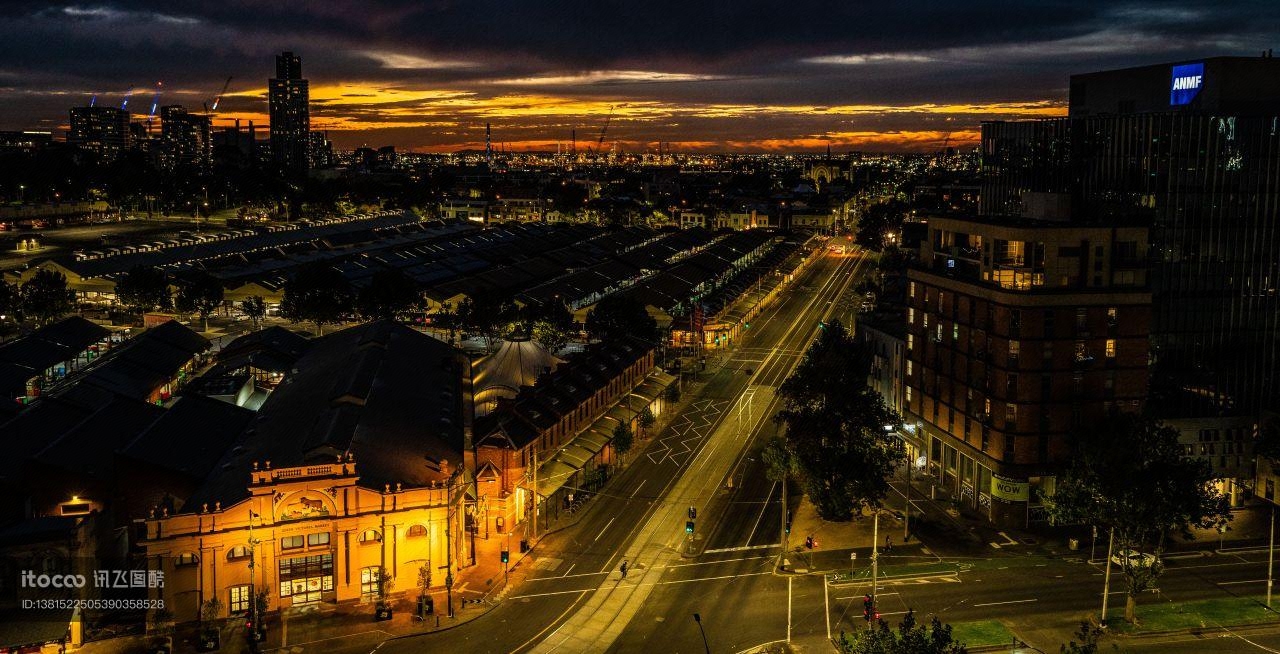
[951, 620, 1016, 648]
[1110, 594, 1280, 634]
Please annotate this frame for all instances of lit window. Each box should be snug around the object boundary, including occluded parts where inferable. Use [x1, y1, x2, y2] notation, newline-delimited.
[359, 529, 382, 543]
[1105, 339, 1116, 358]
[227, 546, 251, 561]
[360, 566, 382, 597]
[909, 282, 916, 298]
[907, 361, 914, 376]
[1008, 340, 1020, 358]
[905, 387, 913, 402]
[908, 308, 915, 324]
[923, 314, 930, 329]
[230, 585, 251, 613]
[907, 334, 914, 350]
[307, 532, 330, 546]
[953, 324, 959, 341]
[281, 536, 304, 550]
[175, 552, 199, 567]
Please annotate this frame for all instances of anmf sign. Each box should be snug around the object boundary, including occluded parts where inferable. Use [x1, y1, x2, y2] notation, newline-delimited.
[1170, 62, 1204, 106]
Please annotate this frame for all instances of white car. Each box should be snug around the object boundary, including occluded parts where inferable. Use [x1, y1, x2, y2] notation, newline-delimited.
[1111, 549, 1159, 568]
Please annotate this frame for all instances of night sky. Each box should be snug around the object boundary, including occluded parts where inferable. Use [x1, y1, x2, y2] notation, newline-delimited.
[3, 1, 1277, 153]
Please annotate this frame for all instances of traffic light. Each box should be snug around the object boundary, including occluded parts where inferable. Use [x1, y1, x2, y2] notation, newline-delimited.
[686, 520, 695, 533]
[501, 549, 509, 564]
[863, 595, 873, 622]
[818, 320, 827, 330]
[744, 321, 750, 329]
[688, 506, 697, 520]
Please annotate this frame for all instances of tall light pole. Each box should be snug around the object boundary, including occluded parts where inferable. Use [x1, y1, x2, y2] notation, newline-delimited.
[693, 613, 711, 654]
[1100, 527, 1115, 627]
[1268, 505, 1275, 609]
[247, 511, 261, 645]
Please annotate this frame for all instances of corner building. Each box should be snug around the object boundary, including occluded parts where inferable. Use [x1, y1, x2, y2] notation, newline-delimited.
[904, 217, 1151, 527]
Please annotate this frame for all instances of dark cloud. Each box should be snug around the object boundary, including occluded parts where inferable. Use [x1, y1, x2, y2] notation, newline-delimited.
[1, 1, 1277, 150]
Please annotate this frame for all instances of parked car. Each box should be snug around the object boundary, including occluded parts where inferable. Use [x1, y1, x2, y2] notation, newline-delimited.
[1111, 549, 1159, 568]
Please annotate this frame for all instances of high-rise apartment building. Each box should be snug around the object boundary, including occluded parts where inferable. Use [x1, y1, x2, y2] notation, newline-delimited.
[269, 51, 309, 178]
[159, 105, 212, 171]
[904, 217, 1152, 527]
[982, 56, 1280, 418]
[68, 106, 131, 161]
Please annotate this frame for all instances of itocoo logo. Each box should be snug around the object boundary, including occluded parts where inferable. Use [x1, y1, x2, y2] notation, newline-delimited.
[21, 571, 87, 588]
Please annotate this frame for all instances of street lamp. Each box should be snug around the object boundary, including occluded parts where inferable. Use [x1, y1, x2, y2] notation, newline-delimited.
[692, 613, 711, 654]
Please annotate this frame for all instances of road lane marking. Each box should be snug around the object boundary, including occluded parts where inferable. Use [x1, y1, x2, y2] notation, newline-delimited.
[972, 598, 1037, 608]
[561, 563, 576, 578]
[594, 517, 616, 542]
[703, 544, 779, 554]
[1218, 579, 1267, 585]
[630, 479, 647, 499]
[662, 555, 775, 568]
[744, 481, 776, 546]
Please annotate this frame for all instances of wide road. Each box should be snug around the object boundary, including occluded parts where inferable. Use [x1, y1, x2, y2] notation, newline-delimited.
[359, 248, 868, 654]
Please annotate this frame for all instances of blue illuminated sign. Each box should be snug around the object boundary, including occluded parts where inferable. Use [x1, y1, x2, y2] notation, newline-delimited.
[1170, 63, 1204, 106]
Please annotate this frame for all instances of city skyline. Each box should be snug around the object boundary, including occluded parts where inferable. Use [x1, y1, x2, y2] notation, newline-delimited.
[3, 1, 1279, 152]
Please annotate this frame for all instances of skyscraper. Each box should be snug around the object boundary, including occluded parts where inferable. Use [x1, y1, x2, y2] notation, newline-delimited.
[68, 106, 131, 161]
[982, 55, 1280, 418]
[269, 51, 309, 178]
[159, 105, 212, 171]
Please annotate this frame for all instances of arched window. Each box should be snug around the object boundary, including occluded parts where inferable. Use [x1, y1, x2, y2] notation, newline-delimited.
[359, 529, 382, 543]
[407, 524, 427, 537]
[227, 546, 251, 561]
[175, 552, 199, 567]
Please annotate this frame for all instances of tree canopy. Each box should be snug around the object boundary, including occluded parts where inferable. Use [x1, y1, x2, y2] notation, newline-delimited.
[356, 267, 422, 322]
[838, 610, 967, 654]
[585, 295, 656, 343]
[1044, 412, 1230, 623]
[116, 265, 172, 315]
[21, 269, 75, 325]
[175, 272, 225, 331]
[775, 319, 901, 520]
[280, 263, 353, 335]
[240, 296, 266, 329]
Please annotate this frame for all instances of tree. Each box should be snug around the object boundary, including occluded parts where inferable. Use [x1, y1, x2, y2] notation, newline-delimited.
[837, 610, 966, 654]
[21, 269, 75, 325]
[585, 295, 656, 343]
[280, 263, 353, 335]
[664, 383, 682, 405]
[116, 265, 172, 315]
[1044, 412, 1230, 623]
[240, 295, 267, 330]
[415, 562, 434, 618]
[1060, 621, 1112, 654]
[175, 272, 225, 332]
[775, 319, 902, 521]
[637, 406, 656, 436]
[198, 597, 223, 649]
[612, 421, 634, 463]
[525, 299, 575, 353]
[356, 267, 422, 321]
[0, 280, 18, 320]
[464, 293, 519, 352]
[532, 319, 571, 355]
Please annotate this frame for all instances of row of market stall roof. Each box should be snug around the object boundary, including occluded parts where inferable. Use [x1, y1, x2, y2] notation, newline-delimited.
[0, 316, 115, 415]
[533, 370, 676, 501]
[613, 230, 780, 324]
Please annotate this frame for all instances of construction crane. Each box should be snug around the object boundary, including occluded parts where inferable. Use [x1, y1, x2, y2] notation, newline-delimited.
[208, 76, 233, 113]
[597, 105, 614, 152]
[148, 81, 163, 118]
[145, 81, 163, 134]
